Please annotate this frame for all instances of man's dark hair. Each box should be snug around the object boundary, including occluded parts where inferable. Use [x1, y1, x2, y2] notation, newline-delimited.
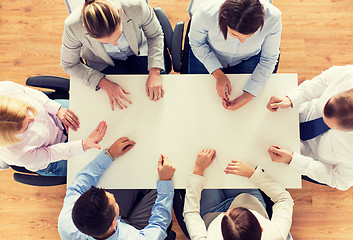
[72, 186, 116, 238]
[218, 0, 264, 40]
[324, 90, 353, 131]
[221, 207, 262, 240]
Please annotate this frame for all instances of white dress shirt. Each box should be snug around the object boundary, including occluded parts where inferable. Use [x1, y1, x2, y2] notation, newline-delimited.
[287, 65, 353, 190]
[189, 0, 281, 96]
[183, 167, 293, 240]
[0, 81, 84, 172]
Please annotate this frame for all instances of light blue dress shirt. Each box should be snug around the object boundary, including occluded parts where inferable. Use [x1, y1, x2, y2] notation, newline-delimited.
[189, 0, 282, 96]
[58, 152, 174, 240]
[103, 31, 135, 61]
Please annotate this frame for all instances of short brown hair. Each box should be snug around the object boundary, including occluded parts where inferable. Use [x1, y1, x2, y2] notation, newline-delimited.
[72, 187, 116, 238]
[221, 207, 262, 240]
[82, 0, 121, 38]
[218, 0, 264, 40]
[324, 90, 353, 131]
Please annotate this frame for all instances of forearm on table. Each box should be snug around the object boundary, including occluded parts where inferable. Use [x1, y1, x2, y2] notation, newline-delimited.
[286, 68, 332, 108]
[250, 166, 293, 238]
[140, 181, 174, 236]
[68, 152, 113, 194]
[290, 152, 351, 190]
[183, 174, 207, 239]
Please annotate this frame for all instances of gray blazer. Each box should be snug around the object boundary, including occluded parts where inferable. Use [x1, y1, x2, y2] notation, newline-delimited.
[61, 0, 164, 89]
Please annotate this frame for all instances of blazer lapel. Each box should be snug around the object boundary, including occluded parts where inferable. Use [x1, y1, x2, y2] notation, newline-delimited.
[85, 34, 114, 65]
[121, 9, 139, 55]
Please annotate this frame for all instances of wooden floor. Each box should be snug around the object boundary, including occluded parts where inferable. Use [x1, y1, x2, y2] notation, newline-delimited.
[1, 0, 353, 239]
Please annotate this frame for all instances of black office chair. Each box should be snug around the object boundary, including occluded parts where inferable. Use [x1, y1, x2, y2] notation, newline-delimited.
[153, 7, 185, 73]
[9, 75, 70, 186]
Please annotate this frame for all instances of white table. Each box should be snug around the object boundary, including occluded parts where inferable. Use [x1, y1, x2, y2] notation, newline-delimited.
[68, 74, 301, 189]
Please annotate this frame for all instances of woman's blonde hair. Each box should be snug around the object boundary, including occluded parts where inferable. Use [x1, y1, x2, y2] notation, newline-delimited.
[0, 95, 37, 146]
[82, 0, 121, 38]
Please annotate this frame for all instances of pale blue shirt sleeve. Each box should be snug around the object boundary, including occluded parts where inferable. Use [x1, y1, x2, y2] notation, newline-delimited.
[139, 181, 174, 240]
[189, 10, 223, 74]
[58, 152, 174, 240]
[58, 152, 113, 240]
[243, 14, 282, 97]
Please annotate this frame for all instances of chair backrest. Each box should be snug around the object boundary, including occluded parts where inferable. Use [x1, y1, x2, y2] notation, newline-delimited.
[10, 165, 67, 186]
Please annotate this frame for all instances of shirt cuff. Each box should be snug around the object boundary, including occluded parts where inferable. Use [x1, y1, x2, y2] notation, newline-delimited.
[204, 59, 223, 74]
[44, 100, 62, 116]
[95, 151, 114, 168]
[289, 152, 308, 172]
[69, 140, 85, 155]
[90, 71, 106, 90]
[249, 166, 265, 184]
[243, 77, 265, 97]
[157, 180, 174, 194]
[286, 90, 305, 109]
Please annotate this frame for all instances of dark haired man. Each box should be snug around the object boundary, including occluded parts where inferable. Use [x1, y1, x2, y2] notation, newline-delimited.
[58, 136, 176, 239]
[183, 149, 293, 239]
[188, 0, 281, 111]
[267, 65, 353, 190]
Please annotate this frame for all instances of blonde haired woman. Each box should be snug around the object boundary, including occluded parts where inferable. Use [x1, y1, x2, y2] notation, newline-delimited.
[0, 81, 107, 176]
[61, 0, 165, 110]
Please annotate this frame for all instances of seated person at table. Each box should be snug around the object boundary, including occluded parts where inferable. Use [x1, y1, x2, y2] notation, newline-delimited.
[61, 0, 165, 110]
[58, 137, 176, 240]
[188, 0, 281, 111]
[0, 81, 106, 176]
[183, 149, 293, 240]
[267, 65, 353, 191]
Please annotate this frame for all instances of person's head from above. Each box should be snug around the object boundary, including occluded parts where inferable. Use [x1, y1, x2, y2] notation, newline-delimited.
[221, 207, 262, 240]
[218, 0, 264, 43]
[0, 95, 37, 146]
[82, 0, 122, 46]
[72, 186, 119, 239]
[323, 89, 353, 132]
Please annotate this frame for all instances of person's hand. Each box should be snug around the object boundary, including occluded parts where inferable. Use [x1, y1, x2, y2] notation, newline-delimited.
[267, 96, 292, 112]
[82, 121, 107, 151]
[56, 107, 80, 132]
[146, 68, 164, 102]
[157, 154, 176, 181]
[224, 160, 255, 178]
[97, 78, 132, 111]
[193, 149, 216, 176]
[212, 69, 232, 101]
[222, 92, 254, 111]
[268, 145, 293, 164]
[108, 137, 136, 159]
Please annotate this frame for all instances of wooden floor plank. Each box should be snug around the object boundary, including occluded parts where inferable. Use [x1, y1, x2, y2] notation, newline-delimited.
[1, 0, 353, 239]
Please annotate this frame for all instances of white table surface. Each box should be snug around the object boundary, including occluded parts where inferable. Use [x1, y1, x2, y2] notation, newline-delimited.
[68, 74, 301, 189]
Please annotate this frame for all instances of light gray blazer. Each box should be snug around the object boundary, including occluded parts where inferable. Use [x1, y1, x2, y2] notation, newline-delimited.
[60, 0, 164, 89]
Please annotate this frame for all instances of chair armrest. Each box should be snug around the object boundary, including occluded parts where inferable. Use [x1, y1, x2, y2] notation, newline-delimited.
[171, 21, 185, 73]
[13, 173, 67, 186]
[26, 76, 70, 100]
[153, 7, 173, 50]
[26, 76, 70, 92]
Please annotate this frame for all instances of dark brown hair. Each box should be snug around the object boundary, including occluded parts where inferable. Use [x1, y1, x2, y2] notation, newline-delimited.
[221, 207, 262, 240]
[324, 90, 353, 131]
[72, 186, 116, 238]
[82, 0, 121, 38]
[218, 0, 264, 40]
